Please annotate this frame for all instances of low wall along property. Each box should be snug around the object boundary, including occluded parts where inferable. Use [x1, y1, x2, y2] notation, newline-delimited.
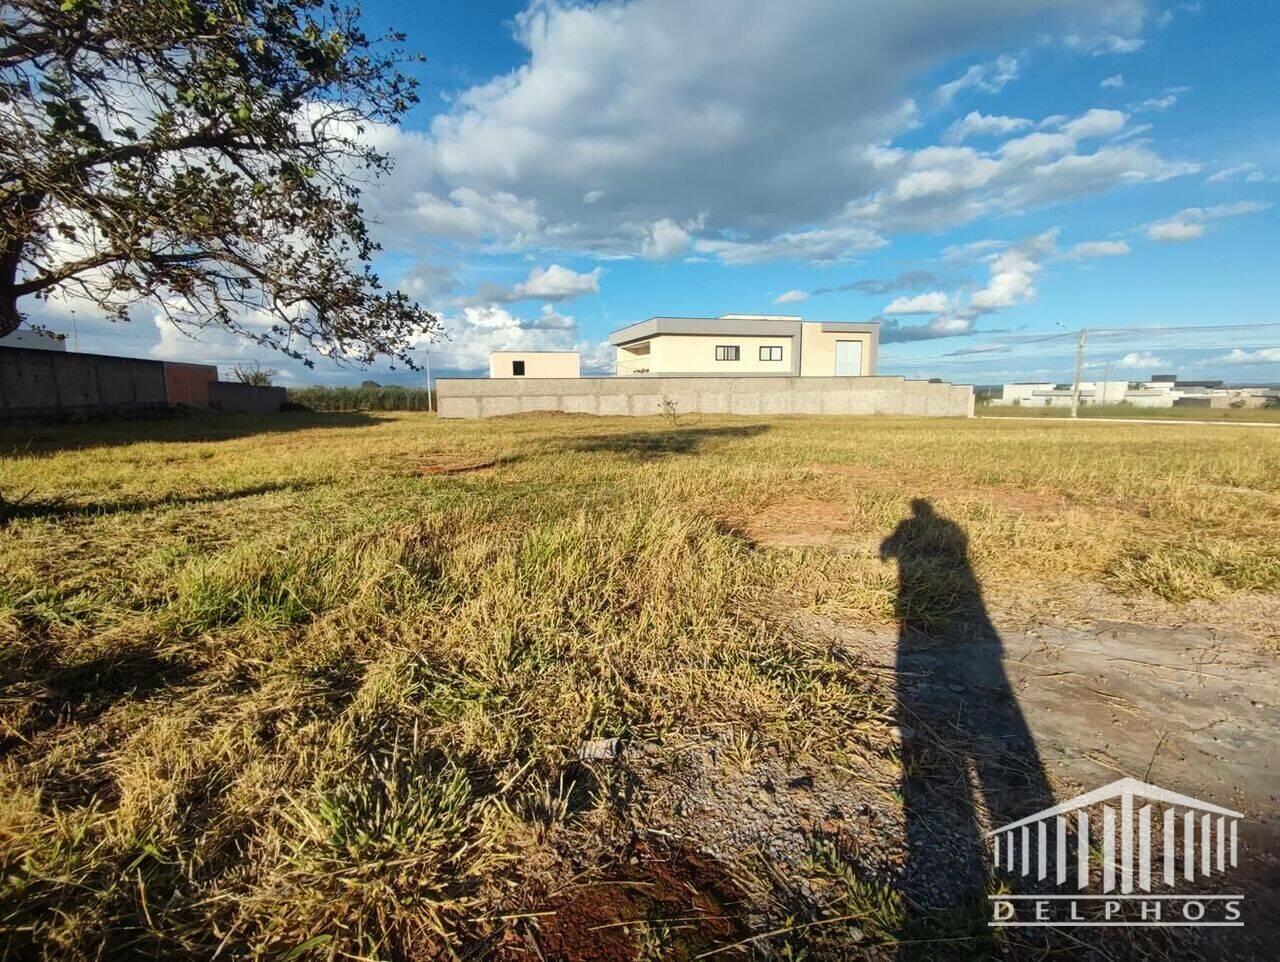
[437, 376, 974, 419]
[0, 346, 283, 419]
[0, 346, 174, 419]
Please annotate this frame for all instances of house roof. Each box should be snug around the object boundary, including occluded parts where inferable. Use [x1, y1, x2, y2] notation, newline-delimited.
[608, 315, 878, 346]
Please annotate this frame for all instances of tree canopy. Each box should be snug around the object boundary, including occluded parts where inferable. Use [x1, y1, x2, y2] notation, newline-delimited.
[0, 0, 438, 366]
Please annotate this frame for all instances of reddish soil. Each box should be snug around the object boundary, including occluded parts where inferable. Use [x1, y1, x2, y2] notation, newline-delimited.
[741, 496, 874, 551]
[506, 843, 752, 961]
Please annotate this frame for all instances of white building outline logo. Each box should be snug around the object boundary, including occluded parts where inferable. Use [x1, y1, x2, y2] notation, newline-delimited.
[987, 777, 1244, 927]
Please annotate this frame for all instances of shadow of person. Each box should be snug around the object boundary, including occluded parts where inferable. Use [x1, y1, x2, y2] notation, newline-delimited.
[880, 498, 1054, 953]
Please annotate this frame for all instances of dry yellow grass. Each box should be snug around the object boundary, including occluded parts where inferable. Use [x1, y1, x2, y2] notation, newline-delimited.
[1, 410, 1277, 959]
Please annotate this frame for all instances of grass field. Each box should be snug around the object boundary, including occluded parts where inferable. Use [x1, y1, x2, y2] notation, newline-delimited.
[2, 411, 1278, 959]
[979, 401, 1280, 423]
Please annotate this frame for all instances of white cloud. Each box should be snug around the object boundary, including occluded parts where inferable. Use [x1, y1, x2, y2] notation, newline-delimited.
[1063, 239, 1131, 259]
[1057, 3, 1148, 55]
[774, 289, 809, 304]
[509, 264, 602, 301]
[1131, 94, 1177, 112]
[641, 217, 699, 259]
[361, 1, 1162, 261]
[694, 224, 886, 265]
[942, 111, 1032, 145]
[880, 315, 976, 343]
[849, 107, 1193, 231]
[1145, 201, 1270, 242]
[1060, 108, 1127, 140]
[462, 263, 602, 305]
[883, 291, 951, 315]
[1094, 35, 1144, 54]
[1216, 347, 1280, 364]
[935, 55, 1020, 103]
[526, 304, 577, 329]
[1101, 73, 1124, 88]
[1116, 351, 1165, 368]
[970, 229, 1058, 312]
[941, 238, 1007, 261]
[1206, 163, 1268, 184]
[408, 187, 542, 245]
[430, 303, 617, 375]
[1147, 220, 1204, 242]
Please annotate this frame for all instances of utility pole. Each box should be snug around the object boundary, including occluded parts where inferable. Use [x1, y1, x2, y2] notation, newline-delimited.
[424, 350, 433, 413]
[1101, 360, 1112, 404]
[1070, 328, 1087, 418]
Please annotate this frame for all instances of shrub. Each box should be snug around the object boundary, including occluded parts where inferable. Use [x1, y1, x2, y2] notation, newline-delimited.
[286, 385, 435, 412]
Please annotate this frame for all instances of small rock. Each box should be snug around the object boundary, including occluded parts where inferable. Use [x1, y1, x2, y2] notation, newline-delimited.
[579, 737, 621, 761]
[947, 683, 966, 693]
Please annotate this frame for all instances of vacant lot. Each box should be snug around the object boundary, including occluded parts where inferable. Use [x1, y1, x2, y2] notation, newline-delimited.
[2, 412, 1278, 960]
[980, 402, 1280, 424]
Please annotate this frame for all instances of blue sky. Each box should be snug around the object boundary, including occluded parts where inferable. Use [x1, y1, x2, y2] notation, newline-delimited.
[29, 0, 1280, 385]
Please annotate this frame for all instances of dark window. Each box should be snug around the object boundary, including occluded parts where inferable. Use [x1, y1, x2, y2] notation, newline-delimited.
[512, 360, 525, 376]
[715, 345, 740, 361]
[759, 345, 783, 361]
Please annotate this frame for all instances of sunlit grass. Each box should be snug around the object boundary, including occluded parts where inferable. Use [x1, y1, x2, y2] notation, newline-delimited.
[1, 410, 1277, 958]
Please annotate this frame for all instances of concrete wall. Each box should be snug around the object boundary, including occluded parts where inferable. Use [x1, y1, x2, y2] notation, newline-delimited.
[163, 362, 218, 407]
[438, 375, 973, 419]
[489, 351, 581, 378]
[0, 346, 169, 418]
[208, 382, 286, 413]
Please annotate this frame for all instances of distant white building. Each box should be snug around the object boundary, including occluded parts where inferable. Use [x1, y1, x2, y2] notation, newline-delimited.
[993, 380, 1128, 407]
[992, 374, 1278, 409]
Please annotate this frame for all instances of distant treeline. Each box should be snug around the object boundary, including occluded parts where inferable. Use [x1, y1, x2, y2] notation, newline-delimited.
[286, 385, 434, 411]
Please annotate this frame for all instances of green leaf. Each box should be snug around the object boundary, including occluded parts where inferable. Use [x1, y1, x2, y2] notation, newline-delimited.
[283, 934, 332, 960]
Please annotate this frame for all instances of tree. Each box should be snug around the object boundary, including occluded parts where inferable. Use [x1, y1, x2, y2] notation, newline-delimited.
[231, 360, 276, 385]
[0, 0, 439, 367]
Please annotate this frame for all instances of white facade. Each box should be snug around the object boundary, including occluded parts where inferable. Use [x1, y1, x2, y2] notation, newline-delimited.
[611, 315, 879, 377]
[488, 351, 580, 379]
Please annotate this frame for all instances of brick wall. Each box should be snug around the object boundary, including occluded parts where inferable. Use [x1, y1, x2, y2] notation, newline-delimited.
[163, 362, 218, 407]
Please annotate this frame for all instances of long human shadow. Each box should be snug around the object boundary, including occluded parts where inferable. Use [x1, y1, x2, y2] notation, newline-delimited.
[880, 499, 1054, 953]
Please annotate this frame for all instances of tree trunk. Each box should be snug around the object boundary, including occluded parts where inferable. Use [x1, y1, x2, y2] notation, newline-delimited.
[0, 262, 22, 339]
[1, 191, 45, 338]
[0, 291, 20, 338]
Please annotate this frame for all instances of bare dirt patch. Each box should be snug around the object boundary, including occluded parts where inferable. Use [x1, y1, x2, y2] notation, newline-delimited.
[740, 496, 878, 551]
[509, 843, 751, 962]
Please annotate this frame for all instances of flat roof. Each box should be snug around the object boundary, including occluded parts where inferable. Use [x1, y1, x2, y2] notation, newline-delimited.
[609, 315, 879, 346]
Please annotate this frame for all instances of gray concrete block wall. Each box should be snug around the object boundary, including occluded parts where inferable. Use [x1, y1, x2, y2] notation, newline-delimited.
[0, 346, 169, 418]
[437, 376, 973, 420]
[208, 382, 286, 413]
